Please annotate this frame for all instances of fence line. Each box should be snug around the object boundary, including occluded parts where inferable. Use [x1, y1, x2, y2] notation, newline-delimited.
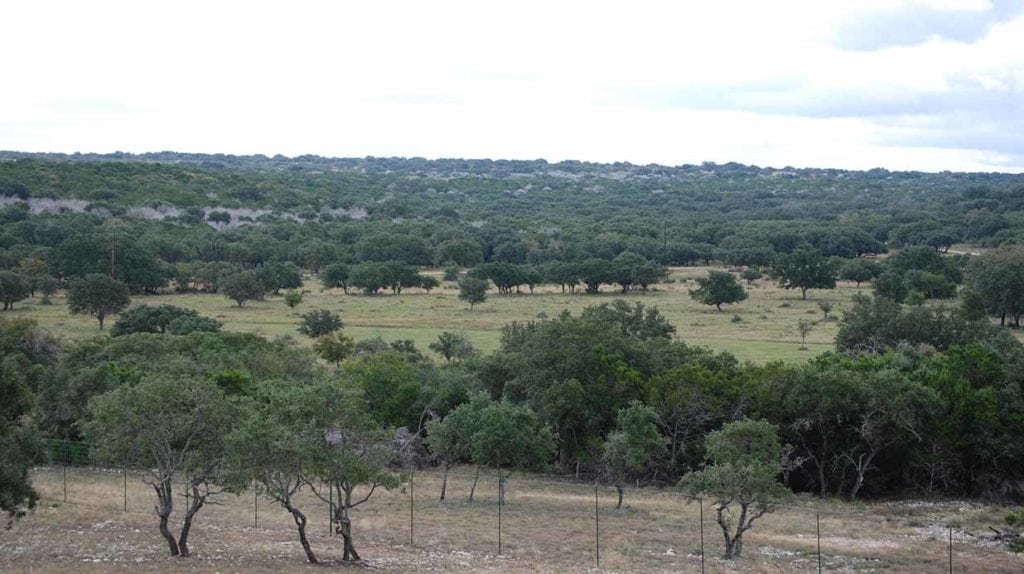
[32, 439, 991, 572]
[28, 462, 980, 573]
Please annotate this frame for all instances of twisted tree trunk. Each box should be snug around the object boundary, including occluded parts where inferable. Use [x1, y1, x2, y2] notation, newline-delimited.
[153, 479, 179, 556]
[285, 502, 317, 563]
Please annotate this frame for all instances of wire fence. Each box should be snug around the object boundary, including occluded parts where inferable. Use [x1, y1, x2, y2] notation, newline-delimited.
[28, 438, 1018, 573]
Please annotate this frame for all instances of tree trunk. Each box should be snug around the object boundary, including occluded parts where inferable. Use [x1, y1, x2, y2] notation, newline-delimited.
[154, 480, 179, 556]
[801, 287, 808, 300]
[177, 482, 206, 558]
[440, 463, 450, 501]
[717, 504, 736, 559]
[339, 487, 360, 561]
[468, 467, 480, 502]
[285, 502, 317, 564]
[98, 314, 106, 330]
[615, 485, 624, 510]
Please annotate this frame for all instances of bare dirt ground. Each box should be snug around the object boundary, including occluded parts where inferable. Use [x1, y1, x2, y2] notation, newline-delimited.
[2, 467, 1022, 573]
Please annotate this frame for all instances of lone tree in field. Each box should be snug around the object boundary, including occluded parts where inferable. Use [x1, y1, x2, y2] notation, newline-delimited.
[772, 249, 837, 300]
[67, 273, 131, 329]
[458, 277, 488, 311]
[220, 271, 265, 307]
[602, 401, 665, 509]
[0, 271, 30, 310]
[689, 270, 748, 311]
[740, 268, 762, 285]
[838, 259, 878, 287]
[298, 308, 343, 338]
[680, 419, 788, 559]
[429, 331, 476, 363]
[86, 375, 237, 557]
[284, 290, 303, 309]
[797, 319, 814, 350]
[320, 263, 351, 293]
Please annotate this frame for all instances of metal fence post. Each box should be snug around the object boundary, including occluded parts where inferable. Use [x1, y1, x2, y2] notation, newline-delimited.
[817, 512, 822, 573]
[123, 464, 128, 512]
[499, 474, 503, 556]
[254, 480, 258, 529]
[949, 526, 953, 574]
[405, 470, 409, 544]
[699, 497, 705, 574]
[594, 482, 600, 568]
[62, 438, 68, 502]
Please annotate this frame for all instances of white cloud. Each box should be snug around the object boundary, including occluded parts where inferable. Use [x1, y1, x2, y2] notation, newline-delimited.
[0, 0, 1022, 172]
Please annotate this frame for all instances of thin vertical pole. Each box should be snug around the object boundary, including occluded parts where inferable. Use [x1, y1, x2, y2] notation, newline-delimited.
[328, 484, 333, 537]
[254, 481, 258, 529]
[594, 482, 600, 568]
[948, 526, 953, 574]
[699, 497, 705, 574]
[123, 464, 128, 512]
[817, 512, 822, 574]
[62, 439, 67, 502]
[405, 470, 409, 544]
[497, 475, 503, 555]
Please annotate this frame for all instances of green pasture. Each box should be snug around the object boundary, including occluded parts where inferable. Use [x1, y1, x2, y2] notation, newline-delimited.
[9, 267, 865, 363]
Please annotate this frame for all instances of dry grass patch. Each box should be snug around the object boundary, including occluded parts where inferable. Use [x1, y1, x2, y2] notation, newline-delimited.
[3, 467, 1021, 573]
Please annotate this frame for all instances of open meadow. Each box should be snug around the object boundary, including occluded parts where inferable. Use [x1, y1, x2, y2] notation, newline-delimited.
[2, 466, 1020, 573]
[8, 267, 863, 364]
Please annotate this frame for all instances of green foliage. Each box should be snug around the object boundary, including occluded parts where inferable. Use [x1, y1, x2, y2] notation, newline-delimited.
[111, 304, 221, 336]
[341, 352, 422, 430]
[313, 332, 355, 366]
[435, 238, 483, 267]
[220, 271, 265, 307]
[470, 400, 556, 472]
[297, 308, 342, 338]
[284, 290, 303, 308]
[458, 277, 488, 310]
[740, 268, 763, 284]
[67, 273, 131, 329]
[223, 380, 387, 563]
[320, 263, 351, 292]
[0, 319, 55, 526]
[796, 319, 814, 349]
[838, 258, 879, 287]
[0, 271, 30, 310]
[256, 261, 303, 294]
[771, 249, 837, 299]
[603, 401, 665, 488]
[429, 331, 476, 363]
[679, 419, 788, 559]
[873, 269, 909, 302]
[835, 293, 1013, 354]
[85, 374, 241, 556]
[689, 270, 748, 311]
[968, 246, 1024, 327]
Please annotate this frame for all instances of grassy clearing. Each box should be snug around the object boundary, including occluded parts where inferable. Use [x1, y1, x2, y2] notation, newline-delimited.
[4, 467, 1020, 573]
[8, 267, 858, 363]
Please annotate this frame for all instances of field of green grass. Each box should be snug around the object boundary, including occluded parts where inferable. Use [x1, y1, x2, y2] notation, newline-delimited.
[7, 267, 866, 363]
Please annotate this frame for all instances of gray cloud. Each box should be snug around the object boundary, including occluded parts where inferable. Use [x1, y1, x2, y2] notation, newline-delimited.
[831, 0, 1024, 51]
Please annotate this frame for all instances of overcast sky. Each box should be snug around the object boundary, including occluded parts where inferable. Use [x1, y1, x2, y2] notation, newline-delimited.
[2, 0, 1023, 172]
